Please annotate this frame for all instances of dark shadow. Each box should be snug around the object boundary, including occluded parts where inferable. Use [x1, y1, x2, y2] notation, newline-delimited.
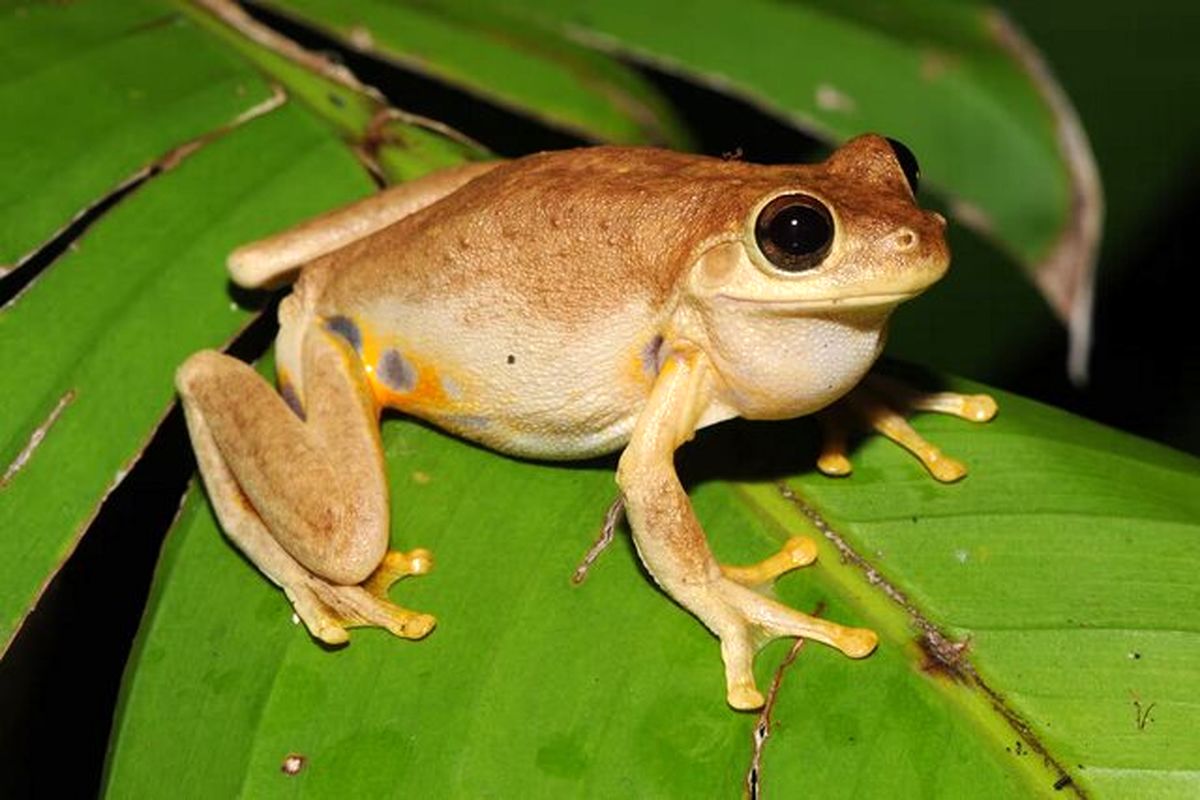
[0, 178, 148, 309]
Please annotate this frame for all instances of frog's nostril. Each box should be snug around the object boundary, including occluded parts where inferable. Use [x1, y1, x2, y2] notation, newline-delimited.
[892, 228, 917, 251]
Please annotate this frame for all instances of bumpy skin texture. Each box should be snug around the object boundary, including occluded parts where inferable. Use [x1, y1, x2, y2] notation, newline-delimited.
[177, 135, 988, 709]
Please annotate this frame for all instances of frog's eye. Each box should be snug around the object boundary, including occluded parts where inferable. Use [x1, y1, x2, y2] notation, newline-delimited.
[885, 137, 920, 195]
[754, 194, 834, 272]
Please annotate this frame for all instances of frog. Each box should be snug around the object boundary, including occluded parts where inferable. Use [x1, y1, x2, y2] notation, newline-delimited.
[176, 134, 996, 710]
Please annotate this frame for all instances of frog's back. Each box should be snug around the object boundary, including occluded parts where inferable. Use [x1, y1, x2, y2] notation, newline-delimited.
[301, 148, 784, 458]
[318, 147, 792, 318]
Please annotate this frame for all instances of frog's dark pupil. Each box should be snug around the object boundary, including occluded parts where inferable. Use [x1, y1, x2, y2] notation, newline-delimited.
[885, 137, 920, 194]
[769, 205, 830, 256]
[754, 194, 834, 272]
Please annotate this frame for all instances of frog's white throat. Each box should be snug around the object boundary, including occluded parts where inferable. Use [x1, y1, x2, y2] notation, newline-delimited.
[698, 303, 893, 421]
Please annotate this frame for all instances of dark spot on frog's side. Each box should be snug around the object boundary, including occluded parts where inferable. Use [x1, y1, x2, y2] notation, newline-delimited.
[641, 334, 665, 376]
[324, 315, 361, 353]
[280, 380, 305, 420]
[379, 349, 416, 392]
[506, 354, 516, 365]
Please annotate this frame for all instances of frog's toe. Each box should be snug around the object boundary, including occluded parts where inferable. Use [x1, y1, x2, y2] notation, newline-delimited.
[720, 631, 765, 711]
[287, 548, 437, 643]
[720, 536, 817, 588]
[362, 548, 434, 596]
[817, 374, 997, 482]
[815, 411, 855, 477]
[706, 576, 877, 711]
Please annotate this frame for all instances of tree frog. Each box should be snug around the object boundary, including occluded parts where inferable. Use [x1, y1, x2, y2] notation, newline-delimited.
[176, 135, 995, 710]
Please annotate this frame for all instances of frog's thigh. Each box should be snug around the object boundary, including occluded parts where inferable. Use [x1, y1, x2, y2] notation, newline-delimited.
[176, 328, 388, 586]
[617, 351, 876, 710]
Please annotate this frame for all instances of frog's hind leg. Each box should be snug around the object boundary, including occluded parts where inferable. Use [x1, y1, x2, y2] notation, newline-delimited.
[816, 373, 997, 482]
[176, 323, 435, 643]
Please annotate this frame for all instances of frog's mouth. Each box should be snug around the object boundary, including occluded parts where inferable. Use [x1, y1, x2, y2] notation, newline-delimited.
[715, 290, 921, 311]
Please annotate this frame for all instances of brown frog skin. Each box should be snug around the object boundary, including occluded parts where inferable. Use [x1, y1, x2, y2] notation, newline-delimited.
[176, 134, 996, 710]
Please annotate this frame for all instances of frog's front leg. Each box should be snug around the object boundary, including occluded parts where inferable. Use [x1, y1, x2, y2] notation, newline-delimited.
[176, 324, 434, 644]
[617, 349, 877, 710]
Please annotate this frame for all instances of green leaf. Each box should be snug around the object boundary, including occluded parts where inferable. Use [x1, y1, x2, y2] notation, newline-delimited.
[0, 0, 276, 272]
[107, 374, 1200, 797]
[252, 0, 692, 147]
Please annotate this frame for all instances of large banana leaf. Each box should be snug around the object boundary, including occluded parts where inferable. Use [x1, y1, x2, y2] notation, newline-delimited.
[106, 378, 1200, 797]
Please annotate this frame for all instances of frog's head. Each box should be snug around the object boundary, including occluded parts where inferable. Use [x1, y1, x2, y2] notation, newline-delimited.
[682, 134, 949, 420]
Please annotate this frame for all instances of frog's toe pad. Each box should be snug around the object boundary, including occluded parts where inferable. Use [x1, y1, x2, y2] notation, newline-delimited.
[816, 450, 853, 477]
[363, 548, 434, 598]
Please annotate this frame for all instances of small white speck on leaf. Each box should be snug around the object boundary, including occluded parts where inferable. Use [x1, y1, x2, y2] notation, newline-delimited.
[291, 613, 301, 625]
[814, 83, 857, 113]
[281, 754, 305, 775]
[348, 25, 374, 49]
[954, 549, 969, 564]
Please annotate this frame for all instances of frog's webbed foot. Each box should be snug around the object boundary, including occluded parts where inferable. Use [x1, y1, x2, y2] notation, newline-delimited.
[817, 373, 997, 482]
[704, 571, 877, 710]
[709, 536, 875, 709]
[290, 549, 437, 645]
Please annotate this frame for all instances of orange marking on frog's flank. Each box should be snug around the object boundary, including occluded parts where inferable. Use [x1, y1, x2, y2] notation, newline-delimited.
[624, 346, 653, 391]
[356, 321, 451, 413]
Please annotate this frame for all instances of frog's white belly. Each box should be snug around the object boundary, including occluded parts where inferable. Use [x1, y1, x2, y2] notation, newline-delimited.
[353, 295, 667, 460]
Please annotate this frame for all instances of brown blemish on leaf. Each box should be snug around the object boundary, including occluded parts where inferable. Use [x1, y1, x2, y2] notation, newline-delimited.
[776, 483, 1085, 797]
[357, 108, 486, 187]
[917, 631, 972, 682]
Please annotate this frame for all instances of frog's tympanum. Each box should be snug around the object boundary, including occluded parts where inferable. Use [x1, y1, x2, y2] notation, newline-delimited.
[177, 136, 996, 710]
